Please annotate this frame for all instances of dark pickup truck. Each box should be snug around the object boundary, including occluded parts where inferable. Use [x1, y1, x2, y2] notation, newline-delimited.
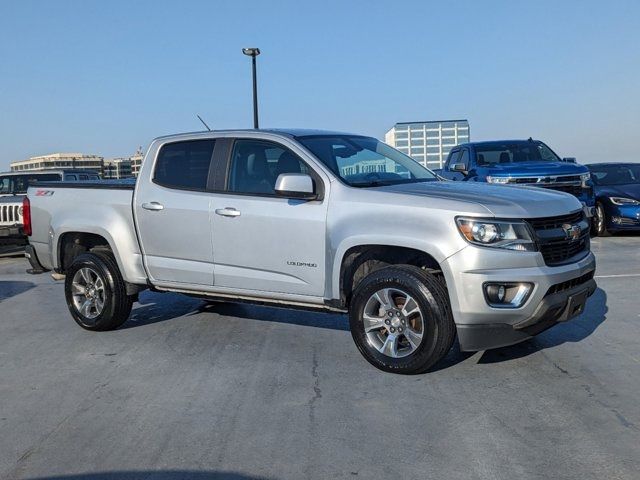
[436, 139, 595, 223]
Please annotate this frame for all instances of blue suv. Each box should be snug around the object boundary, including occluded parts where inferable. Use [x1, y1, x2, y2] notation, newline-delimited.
[437, 138, 595, 221]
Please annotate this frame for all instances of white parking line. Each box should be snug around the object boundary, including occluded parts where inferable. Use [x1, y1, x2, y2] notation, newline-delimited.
[594, 273, 640, 279]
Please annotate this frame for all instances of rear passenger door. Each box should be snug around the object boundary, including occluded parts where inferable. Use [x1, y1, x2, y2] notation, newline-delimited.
[135, 139, 217, 286]
[210, 138, 329, 297]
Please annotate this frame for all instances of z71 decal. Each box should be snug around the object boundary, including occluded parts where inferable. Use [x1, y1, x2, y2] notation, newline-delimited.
[35, 190, 55, 196]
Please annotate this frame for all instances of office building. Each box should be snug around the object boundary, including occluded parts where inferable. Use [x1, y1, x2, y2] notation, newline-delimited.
[385, 120, 470, 169]
[10, 153, 104, 174]
[103, 158, 133, 179]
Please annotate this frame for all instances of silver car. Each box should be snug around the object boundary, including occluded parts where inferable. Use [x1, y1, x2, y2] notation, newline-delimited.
[25, 129, 596, 373]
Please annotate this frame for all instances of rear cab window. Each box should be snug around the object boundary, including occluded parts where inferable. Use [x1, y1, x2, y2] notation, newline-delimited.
[153, 140, 216, 191]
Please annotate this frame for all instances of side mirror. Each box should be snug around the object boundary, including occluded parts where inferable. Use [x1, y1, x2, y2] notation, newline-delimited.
[451, 163, 468, 174]
[275, 173, 317, 200]
[563, 157, 577, 163]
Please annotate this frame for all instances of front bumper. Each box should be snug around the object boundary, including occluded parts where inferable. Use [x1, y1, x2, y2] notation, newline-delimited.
[442, 246, 596, 351]
[0, 225, 26, 245]
[606, 204, 640, 231]
[457, 277, 596, 351]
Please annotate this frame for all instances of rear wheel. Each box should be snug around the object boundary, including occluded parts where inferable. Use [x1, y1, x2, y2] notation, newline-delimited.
[349, 265, 455, 374]
[64, 252, 134, 331]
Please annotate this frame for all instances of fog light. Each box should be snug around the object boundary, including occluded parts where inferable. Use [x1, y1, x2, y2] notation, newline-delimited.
[484, 283, 533, 308]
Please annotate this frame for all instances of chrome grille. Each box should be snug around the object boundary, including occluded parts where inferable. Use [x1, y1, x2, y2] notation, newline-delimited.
[507, 174, 587, 198]
[0, 204, 22, 225]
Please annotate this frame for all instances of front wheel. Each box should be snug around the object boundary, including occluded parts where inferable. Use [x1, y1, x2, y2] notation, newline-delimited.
[64, 252, 134, 331]
[593, 203, 610, 237]
[349, 265, 455, 374]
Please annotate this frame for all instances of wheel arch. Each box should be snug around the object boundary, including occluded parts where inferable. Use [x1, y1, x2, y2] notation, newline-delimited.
[335, 242, 445, 308]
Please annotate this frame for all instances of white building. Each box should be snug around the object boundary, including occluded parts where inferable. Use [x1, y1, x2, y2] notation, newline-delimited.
[10, 153, 104, 173]
[385, 120, 470, 169]
[103, 158, 133, 179]
[130, 147, 144, 177]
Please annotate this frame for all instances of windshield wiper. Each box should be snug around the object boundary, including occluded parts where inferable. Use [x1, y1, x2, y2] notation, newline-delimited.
[349, 180, 387, 188]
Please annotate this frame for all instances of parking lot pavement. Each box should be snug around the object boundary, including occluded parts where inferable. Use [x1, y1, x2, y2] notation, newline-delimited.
[1, 239, 639, 480]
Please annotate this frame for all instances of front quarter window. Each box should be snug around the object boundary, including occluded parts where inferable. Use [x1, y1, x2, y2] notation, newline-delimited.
[297, 135, 437, 187]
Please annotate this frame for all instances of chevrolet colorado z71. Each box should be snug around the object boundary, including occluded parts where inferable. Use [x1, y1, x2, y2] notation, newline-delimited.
[24, 130, 596, 373]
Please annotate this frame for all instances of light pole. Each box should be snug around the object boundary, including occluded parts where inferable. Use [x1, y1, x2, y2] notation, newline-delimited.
[242, 47, 261, 129]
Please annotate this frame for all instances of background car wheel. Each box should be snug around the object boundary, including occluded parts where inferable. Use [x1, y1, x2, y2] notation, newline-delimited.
[64, 252, 134, 331]
[349, 265, 455, 374]
[594, 203, 611, 237]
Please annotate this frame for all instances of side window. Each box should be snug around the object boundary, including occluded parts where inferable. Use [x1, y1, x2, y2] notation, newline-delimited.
[79, 174, 88, 181]
[227, 139, 309, 195]
[446, 150, 461, 169]
[154, 139, 216, 191]
[0, 178, 10, 194]
[459, 149, 470, 169]
[67, 174, 78, 181]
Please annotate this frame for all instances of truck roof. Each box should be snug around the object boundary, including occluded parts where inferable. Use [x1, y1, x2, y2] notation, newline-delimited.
[153, 128, 365, 142]
[456, 139, 541, 148]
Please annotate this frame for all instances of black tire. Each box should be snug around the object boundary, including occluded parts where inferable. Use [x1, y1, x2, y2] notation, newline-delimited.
[64, 251, 134, 331]
[349, 265, 455, 374]
[594, 203, 611, 237]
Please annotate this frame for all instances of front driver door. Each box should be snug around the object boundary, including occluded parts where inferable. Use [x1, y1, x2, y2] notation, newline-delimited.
[210, 138, 328, 297]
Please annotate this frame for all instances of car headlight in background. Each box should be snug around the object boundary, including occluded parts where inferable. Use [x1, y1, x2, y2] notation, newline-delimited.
[486, 176, 510, 184]
[609, 197, 640, 206]
[456, 217, 536, 251]
[580, 172, 591, 187]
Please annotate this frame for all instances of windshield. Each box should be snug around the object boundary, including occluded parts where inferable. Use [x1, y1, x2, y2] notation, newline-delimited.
[589, 165, 640, 186]
[0, 173, 61, 194]
[297, 135, 438, 187]
[475, 141, 561, 166]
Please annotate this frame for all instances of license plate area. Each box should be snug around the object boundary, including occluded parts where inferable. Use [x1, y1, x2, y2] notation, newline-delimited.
[559, 289, 589, 322]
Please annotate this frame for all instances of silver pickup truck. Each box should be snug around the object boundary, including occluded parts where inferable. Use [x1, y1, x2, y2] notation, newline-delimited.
[25, 129, 597, 373]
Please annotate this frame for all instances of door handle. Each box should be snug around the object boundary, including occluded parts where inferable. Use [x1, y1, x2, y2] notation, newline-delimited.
[142, 202, 164, 211]
[215, 207, 241, 217]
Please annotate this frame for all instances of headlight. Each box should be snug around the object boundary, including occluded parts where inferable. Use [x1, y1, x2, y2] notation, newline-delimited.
[609, 197, 640, 206]
[456, 217, 536, 251]
[486, 176, 510, 184]
[580, 173, 591, 187]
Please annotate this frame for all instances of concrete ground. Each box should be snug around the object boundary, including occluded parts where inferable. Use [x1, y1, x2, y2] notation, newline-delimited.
[0, 237, 639, 480]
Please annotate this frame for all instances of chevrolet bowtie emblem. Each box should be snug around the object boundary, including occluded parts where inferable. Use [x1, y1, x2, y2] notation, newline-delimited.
[562, 223, 581, 241]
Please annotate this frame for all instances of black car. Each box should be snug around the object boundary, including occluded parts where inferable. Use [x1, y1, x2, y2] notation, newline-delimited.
[586, 163, 640, 236]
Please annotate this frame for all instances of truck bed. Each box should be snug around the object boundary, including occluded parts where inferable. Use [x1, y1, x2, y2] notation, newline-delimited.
[34, 179, 136, 190]
[27, 182, 146, 284]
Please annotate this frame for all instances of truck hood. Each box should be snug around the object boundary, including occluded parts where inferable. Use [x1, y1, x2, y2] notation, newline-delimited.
[0, 194, 25, 204]
[377, 181, 583, 218]
[481, 161, 588, 177]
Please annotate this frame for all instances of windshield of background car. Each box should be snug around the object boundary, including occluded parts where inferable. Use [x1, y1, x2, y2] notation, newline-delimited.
[297, 135, 438, 187]
[589, 165, 640, 186]
[475, 141, 561, 166]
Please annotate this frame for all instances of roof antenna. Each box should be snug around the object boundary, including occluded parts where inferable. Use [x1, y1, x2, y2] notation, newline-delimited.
[197, 114, 211, 131]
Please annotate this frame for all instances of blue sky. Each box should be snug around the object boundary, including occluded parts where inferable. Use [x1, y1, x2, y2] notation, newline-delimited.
[1, 0, 639, 170]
